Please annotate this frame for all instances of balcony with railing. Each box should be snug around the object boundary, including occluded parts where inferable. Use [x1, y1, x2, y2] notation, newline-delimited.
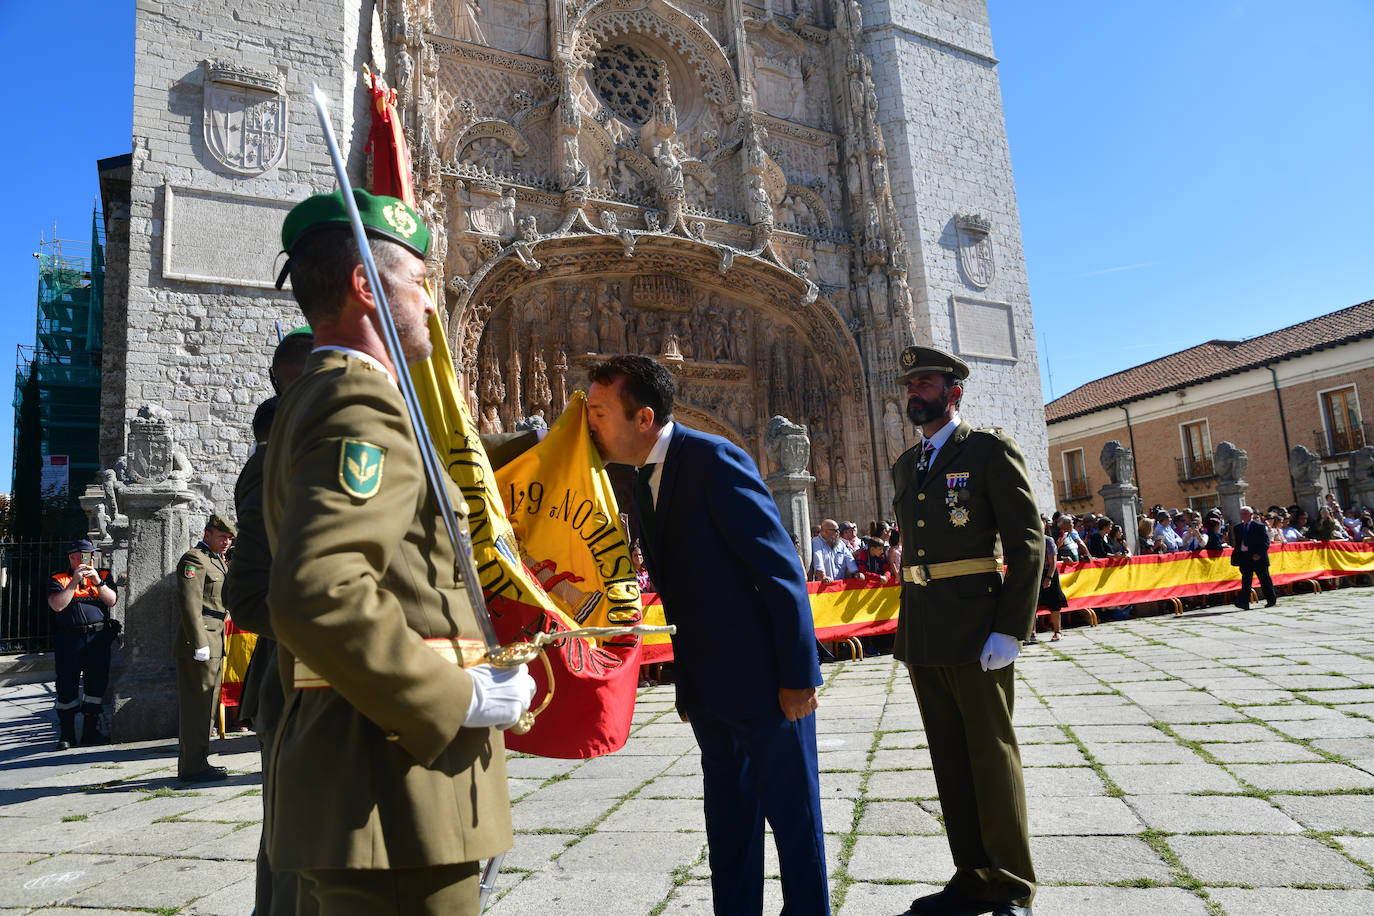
[1313, 422, 1371, 458]
[1060, 474, 1091, 502]
[1176, 455, 1216, 483]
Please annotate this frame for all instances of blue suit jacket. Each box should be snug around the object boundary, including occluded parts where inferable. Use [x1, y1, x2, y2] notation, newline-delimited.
[641, 423, 822, 718]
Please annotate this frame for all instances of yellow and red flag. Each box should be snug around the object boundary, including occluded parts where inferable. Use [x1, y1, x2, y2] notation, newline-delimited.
[365, 70, 644, 757]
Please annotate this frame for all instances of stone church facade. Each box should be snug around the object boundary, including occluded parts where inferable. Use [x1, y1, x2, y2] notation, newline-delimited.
[107, 0, 1050, 530]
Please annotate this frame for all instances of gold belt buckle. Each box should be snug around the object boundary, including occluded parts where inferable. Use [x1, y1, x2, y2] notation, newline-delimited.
[910, 565, 930, 586]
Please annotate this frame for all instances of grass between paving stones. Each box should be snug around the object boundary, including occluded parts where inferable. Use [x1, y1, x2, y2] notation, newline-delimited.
[646, 845, 709, 916]
[60, 813, 88, 822]
[826, 658, 902, 914]
[1018, 679, 1125, 798]
[137, 786, 202, 800]
[490, 705, 686, 906]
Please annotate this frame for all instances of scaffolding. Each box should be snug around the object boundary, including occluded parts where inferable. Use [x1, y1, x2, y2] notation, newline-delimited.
[12, 211, 105, 512]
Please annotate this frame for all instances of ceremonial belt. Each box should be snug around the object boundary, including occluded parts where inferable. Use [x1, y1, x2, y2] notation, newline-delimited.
[294, 637, 488, 689]
[201, 607, 227, 620]
[902, 556, 1002, 586]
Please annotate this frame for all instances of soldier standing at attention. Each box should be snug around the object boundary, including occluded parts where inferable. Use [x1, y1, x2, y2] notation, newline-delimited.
[224, 326, 313, 916]
[264, 189, 535, 915]
[175, 514, 236, 782]
[890, 346, 1042, 916]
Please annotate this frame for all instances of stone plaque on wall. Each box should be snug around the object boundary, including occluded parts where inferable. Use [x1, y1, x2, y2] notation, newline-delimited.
[161, 184, 293, 289]
[951, 296, 1017, 362]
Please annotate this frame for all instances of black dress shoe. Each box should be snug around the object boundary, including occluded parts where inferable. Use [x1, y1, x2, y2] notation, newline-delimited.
[991, 905, 1030, 916]
[1265, 599, 1277, 607]
[177, 765, 228, 782]
[1232, 601, 1249, 610]
[906, 886, 987, 915]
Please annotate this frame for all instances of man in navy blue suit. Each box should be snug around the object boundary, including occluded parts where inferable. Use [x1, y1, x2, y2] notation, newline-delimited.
[587, 355, 829, 916]
[1232, 505, 1277, 610]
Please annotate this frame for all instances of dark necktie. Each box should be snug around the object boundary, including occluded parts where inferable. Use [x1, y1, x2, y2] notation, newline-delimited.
[636, 463, 657, 564]
[916, 442, 935, 484]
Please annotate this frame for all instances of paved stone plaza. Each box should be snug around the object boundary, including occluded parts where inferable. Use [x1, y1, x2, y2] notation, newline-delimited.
[4, 588, 1374, 914]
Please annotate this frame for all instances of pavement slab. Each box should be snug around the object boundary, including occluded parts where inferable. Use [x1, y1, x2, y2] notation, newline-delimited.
[1167, 834, 1371, 887]
[5, 588, 1374, 912]
[1127, 793, 1305, 834]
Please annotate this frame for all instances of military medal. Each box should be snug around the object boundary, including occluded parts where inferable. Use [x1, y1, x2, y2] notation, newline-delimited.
[945, 472, 971, 526]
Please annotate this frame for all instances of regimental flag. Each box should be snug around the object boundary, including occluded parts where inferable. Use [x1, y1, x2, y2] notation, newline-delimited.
[365, 69, 644, 758]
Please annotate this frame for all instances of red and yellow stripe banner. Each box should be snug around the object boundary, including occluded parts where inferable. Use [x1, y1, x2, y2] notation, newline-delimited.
[633, 542, 1374, 664]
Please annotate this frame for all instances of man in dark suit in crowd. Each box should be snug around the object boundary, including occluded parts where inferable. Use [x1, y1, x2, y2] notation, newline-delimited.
[891, 345, 1042, 916]
[586, 355, 828, 916]
[1232, 505, 1277, 610]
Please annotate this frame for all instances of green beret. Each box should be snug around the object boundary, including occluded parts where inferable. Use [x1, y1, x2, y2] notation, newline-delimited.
[206, 513, 237, 537]
[895, 345, 970, 384]
[276, 189, 430, 288]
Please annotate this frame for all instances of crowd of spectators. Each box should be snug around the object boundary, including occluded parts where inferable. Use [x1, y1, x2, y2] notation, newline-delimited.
[1049, 494, 1374, 564]
[806, 519, 901, 584]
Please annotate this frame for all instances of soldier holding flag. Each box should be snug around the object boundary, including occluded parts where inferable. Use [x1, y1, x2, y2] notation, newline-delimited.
[264, 189, 535, 915]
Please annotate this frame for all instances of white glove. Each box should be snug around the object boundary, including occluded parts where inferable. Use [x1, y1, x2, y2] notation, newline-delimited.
[464, 663, 537, 729]
[979, 632, 1020, 671]
[192, 645, 211, 662]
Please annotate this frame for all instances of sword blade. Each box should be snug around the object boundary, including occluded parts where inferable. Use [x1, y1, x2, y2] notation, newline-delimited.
[309, 84, 502, 654]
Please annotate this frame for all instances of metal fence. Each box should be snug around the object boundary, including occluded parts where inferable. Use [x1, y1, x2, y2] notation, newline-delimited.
[0, 540, 71, 654]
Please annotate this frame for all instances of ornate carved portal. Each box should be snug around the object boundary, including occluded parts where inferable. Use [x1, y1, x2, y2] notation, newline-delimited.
[456, 237, 869, 520]
[387, 0, 924, 521]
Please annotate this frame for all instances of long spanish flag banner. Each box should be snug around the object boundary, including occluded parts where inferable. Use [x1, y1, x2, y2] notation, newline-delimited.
[632, 542, 1374, 663]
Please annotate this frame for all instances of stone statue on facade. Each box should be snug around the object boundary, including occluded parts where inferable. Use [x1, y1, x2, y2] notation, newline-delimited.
[1348, 446, 1374, 509]
[883, 400, 906, 463]
[1289, 444, 1324, 488]
[1214, 441, 1248, 486]
[1099, 440, 1135, 486]
[765, 416, 810, 477]
[568, 290, 598, 353]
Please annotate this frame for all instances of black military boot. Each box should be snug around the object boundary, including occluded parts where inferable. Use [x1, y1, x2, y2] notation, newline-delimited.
[80, 702, 109, 745]
[55, 708, 78, 751]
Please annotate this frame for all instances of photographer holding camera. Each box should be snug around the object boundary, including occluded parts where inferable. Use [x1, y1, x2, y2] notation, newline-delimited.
[46, 537, 119, 749]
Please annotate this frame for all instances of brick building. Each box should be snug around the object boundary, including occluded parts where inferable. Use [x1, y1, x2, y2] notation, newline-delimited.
[1045, 299, 1374, 518]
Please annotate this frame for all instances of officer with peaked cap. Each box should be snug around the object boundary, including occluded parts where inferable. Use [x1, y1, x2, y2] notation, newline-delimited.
[890, 345, 1043, 916]
[264, 189, 535, 915]
[175, 513, 236, 781]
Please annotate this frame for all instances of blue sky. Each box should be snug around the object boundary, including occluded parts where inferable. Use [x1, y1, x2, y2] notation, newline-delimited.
[2, 2, 1372, 488]
[988, 0, 1374, 402]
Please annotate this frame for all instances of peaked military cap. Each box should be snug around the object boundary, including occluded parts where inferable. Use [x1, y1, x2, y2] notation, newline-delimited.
[205, 514, 237, 537]
[275, 189, 430, 288]
[895, 345, 970, 384]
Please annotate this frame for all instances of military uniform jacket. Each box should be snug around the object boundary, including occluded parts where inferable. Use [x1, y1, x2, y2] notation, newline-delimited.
[176, 543, 228, 659]
[891, 421, 1044, 666]
[263, 349, 510, 871]
[224, 445, 284, 733]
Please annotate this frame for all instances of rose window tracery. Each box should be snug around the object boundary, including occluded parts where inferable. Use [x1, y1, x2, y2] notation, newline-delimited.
[592, 44, 661, 126]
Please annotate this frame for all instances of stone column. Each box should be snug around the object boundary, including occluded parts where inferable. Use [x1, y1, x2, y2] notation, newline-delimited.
[106, 406, 197, 742]
[1215, 441, 1250, 526]
[1348, 447, 1374, 510]
[1290, 445, 1324, 519]
[1097, 441, 1139, 551]
[763, 416, 815, 562]
[1099, 484, 1140, 553]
